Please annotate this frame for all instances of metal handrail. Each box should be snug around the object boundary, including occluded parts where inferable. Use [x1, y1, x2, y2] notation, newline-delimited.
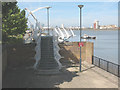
[33, 22, 41, 69]
[93, 56, 119, 66]
[52, 31, 62, 69]
[92, 56, 120, 77]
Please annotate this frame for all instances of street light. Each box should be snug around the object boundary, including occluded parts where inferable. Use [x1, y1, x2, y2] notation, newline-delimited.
[78, 5, 84, 72]
[46, 7, 51, 35]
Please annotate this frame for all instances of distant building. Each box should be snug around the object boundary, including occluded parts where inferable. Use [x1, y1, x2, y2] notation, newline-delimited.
[107, 25, 117, 29]
[82, 26, 85, 29]
[61, 24, 64, 28]
[43, 26, 52, 30]
[94, 20, 99, 29]
[100, 25, 117, 29]
[99, 25, 107, 29]
[90, 26, 93, 28]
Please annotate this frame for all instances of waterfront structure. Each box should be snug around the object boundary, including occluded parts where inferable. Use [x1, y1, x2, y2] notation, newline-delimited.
[90, 26, 93, 29]
[54, 27, 76, 42]
[99, 25, 117, 29]
[61, 24, 64, 28]
[42, 26, 52, 30]
[93, 20, 117, 30]
[94, 20, 99, 29]
[24, 6, 77, 73]
[69, 26, 80, 30]
[25, 6, 62, 71]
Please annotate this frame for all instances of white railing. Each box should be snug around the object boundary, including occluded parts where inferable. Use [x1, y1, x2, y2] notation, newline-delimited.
[23, 21, 42, 70]
[33, 22, 41, 69]
[24, 27, 75, 70]
[25, 7, 76, 70]
[25, 7, 45, 70]
[52, 27, 76, 69]
[54, 28, 76, 43]
[53, 30, 62, 69]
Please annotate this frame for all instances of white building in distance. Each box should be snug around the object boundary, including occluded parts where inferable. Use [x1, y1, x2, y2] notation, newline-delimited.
[61, 24, 64, 28]
[94, 20, 99, 29]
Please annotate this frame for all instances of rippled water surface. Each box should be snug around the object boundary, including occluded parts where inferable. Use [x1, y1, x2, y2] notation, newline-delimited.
[68, 30, 118, 64]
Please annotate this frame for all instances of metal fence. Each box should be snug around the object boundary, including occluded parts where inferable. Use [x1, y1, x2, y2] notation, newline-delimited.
[92, 56, 120, 77]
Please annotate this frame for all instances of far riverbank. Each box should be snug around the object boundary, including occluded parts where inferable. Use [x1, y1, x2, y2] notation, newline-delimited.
[42, 28, 118, 31]
[70, 28, 118, 30]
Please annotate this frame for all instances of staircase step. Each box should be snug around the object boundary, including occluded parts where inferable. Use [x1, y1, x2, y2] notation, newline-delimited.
[41, 57, 54, 58]
[37, 36, 60, 72]
[41, 53, 54, 54]
[38, 66, 59, 70]
[38, 65, 58, 68]
[41, 48, 53, 50]
[40, 60, 56, 62]
[36, 70, 60, 75]
[39, 62, 58, 66]
[39, 64, 58, 67]
[40, 61, 56, 63]
[39, 60, 57, 63]
[39, 61, 58, 63]
[41, 55, 54, 56]
[41, 51, 54, 52]
[39, 62, 57, 64]
[40, 58, 54, 59]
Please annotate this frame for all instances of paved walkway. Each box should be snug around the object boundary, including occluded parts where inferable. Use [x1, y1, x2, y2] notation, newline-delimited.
[59, 64, 118, 88]
[3, 59, 118, 88]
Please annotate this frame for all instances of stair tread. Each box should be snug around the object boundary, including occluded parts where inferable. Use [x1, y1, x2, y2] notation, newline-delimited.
[37, 36, 59, 70]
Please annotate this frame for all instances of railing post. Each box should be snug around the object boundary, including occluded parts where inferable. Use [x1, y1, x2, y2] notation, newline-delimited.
[92, 56, 94, 64]
[107, 61, 109, 72]
[93, 56, 119, 77]
[99, 58, 100, 68]
[118, 65, 120, 77]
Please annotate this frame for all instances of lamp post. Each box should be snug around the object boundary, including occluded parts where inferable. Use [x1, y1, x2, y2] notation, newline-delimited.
[47, 7, 51, 35]
[78, 5, 84, 72]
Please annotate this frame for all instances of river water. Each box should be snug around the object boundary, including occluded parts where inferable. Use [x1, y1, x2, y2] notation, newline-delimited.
[68, 30, 118, 64]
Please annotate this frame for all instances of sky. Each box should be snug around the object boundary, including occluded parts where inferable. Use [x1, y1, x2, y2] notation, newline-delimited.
[17, 2, 118, 27]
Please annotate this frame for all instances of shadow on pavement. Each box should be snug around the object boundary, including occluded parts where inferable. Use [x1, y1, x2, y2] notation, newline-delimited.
[2, 43, 79, 88]
[3, 62, 79, 88]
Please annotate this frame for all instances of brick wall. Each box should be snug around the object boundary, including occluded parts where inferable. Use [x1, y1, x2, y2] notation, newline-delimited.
[59, 42, 94, 64]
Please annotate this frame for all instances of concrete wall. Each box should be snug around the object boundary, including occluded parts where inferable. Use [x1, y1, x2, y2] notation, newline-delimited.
[2, 44, 36, 73]
[2, 46, 7, 75]
[7, 44, 36, 67]
[2, 42, 93, 75]
[59, 42, 94, 64]
[0, 45, 2, 89]
[85, 42, 94, 63]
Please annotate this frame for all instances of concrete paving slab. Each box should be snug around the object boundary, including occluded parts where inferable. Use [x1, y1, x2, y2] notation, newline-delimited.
[3, 60, 118, 88]
[59, 66, 118, 88]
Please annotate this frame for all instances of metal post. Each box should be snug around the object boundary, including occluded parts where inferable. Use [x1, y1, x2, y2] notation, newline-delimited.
[92, 56, 94, 64]
[99, 58, 100, 67]
[79, 7, 82, 72]
[118, 65, 120, 77]
[107, 61, 109, 72]
[47, 8, 49, 35]
[78, 5, 84, 72]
